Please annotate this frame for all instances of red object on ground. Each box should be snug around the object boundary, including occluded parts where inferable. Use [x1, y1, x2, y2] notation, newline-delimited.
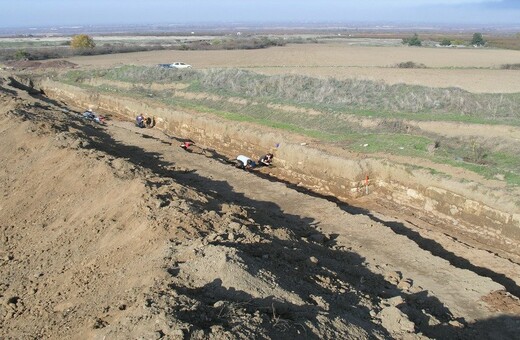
[180, 141, 192, 149]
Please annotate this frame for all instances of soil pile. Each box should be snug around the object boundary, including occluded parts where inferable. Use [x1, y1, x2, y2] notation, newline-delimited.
[2, 60, 76, 70]
[1, 77, 519, 339]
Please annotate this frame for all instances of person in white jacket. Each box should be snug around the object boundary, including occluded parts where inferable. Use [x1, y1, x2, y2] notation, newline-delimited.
[235, 155, 256, 170]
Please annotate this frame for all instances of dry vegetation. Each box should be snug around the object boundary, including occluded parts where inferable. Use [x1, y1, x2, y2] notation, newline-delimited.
[65, 66, 520, 119]
[501, 63, 520, 70]
[394, 61, 427, 69]
[54, 63, 520, 186]
[0, 36, 311, 62]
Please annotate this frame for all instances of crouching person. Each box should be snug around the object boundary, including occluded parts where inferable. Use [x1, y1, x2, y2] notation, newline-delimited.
[136, 113, 145, 128]
[83, 108, 95, 120]
[83, 108, 105, 124]
[235, 155, 256, 170]
[145, 116, 155, 128]
[258, 153, 274, 167]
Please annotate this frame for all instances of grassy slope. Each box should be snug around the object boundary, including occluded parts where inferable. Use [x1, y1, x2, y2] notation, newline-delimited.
[56, 66, 520, 186]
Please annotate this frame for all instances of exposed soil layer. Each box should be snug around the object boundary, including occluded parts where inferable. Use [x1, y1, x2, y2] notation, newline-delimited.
[1, 74, 520, 339]
[36, 78, 520, 259]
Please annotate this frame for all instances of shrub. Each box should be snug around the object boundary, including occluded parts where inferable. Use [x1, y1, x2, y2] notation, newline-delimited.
[402, 33, 422, 46]
[440, 38, 452, 46]
[500, 63, 520, 70]
[452, 39, 466, 46]
[395, 61, 426, 69]
[14, 50, 30, 60]
[70, 34, 96, 49]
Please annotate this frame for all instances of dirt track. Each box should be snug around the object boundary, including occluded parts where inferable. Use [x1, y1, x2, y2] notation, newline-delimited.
[1, 76, 520, 339]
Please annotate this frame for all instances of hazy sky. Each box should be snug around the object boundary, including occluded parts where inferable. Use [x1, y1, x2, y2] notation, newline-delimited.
[2, 0, 520, 28]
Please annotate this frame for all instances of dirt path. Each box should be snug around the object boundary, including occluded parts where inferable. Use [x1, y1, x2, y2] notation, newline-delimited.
[107, 118, 519, 323]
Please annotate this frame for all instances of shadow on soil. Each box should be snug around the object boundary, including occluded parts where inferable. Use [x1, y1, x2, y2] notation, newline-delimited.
[60, 115, 476, 339]
[10, 89, 519, 339]
[189, 143, 520, 301]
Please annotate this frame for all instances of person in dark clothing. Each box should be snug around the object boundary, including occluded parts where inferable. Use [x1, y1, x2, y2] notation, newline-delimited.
[258, 153, 274, 166]
[145, 116, 154, 128]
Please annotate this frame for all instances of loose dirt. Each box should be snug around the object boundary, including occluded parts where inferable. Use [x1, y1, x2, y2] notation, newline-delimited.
[3, 60, 77, 70]
[1, 75, 520, 339]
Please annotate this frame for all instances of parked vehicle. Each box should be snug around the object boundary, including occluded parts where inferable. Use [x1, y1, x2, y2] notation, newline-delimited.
[170, 62, 192, 69]
[157, 62, 192, 69]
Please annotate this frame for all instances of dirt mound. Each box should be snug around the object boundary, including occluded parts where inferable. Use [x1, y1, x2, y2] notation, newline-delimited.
[1, 78, 519, 339]
[0, 80, 376, 338]
[3, 60, 43, 69]
[41, 60, 77, 69]
[3, 60, 77, 69]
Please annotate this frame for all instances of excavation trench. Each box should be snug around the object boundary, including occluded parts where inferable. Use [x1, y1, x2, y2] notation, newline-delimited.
[32, 78, 520, 258]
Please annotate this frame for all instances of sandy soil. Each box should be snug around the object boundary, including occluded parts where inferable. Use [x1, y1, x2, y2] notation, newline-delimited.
[64, 43, 520, 93]
[1, 75, 520, 339]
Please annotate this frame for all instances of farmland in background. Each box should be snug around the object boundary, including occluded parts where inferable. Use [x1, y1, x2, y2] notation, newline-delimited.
[55, 58, 520, 186]
[9, 34, 519, 186]
[58, 43, 520, 93]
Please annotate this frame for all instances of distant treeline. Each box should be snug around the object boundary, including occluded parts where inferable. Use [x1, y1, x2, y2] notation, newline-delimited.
[0, 36, 315, 62]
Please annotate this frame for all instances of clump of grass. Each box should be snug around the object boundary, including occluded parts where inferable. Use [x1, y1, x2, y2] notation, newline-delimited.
[394, 61, 427, 69]
[102, 65, 197, 84]
[500, 63, 520, 70]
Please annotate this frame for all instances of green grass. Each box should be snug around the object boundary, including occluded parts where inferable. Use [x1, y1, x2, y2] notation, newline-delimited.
[348, 133, 432, 156]
[328, 107, 520, 126]
[55, 68, 520, 187]
[160, 94, 353, 141]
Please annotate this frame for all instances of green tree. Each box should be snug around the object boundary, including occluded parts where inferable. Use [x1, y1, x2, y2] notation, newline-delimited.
[471, 33, 486, 46]
[402, 33, 422, 46]
[440, 38, 452, 46]
[70, 34, 96, 49]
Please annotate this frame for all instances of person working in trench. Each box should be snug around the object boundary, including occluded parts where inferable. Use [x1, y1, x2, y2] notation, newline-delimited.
[235, 155, 256, 170]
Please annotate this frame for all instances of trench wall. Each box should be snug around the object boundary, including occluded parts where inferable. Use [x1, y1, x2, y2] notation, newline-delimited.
[39, 79, 520, 255]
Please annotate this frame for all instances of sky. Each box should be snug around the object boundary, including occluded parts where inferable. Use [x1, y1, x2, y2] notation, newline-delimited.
[1, 0, 520, 28]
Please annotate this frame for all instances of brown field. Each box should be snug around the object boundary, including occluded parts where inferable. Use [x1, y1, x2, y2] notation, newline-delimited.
[3, 39, 520, 339]
[65, 43, 520, 93]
